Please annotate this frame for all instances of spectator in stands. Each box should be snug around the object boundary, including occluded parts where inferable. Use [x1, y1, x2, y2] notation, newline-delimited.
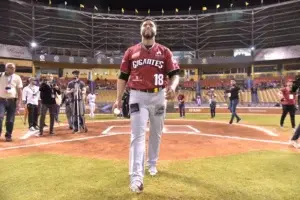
[177, 90, 185, 118]
[22, 77, 40, 131]
[0, 63, 23, 142]
[227, 79, 242, 124]
[278, 79, 296, 130]
[251, 85, 259, 105]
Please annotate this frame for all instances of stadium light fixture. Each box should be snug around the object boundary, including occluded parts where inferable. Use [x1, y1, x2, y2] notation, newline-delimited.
[31, 42, 37, 48]
[251, 46, 255, 51]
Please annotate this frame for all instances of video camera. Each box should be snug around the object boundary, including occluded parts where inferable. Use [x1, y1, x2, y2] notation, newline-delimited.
[292, 75, 300, 93]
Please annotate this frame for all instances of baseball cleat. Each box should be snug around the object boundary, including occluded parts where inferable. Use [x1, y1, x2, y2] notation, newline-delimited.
[130, 181, 143, 193]
[289, 140, 300, 149]
[148, 166, 158, 176]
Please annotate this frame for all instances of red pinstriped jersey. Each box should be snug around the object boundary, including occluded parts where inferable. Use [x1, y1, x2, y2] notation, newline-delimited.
[120, 43, 179, 90]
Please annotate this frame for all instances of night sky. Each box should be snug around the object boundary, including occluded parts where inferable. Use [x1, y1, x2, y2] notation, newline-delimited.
[35, 0, 286, 11]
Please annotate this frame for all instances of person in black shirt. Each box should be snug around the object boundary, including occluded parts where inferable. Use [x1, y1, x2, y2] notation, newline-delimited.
[66, 70, 87, 133]
[39, 73, 61, 136]
[61, 90, 73, 129]
[228, 79, 243, 124]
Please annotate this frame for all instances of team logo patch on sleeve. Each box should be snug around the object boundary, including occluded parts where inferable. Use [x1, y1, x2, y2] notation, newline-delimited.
[155, 105, 165, 116]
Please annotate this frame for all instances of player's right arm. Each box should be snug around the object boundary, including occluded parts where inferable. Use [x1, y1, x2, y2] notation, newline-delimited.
[113, 49, 131, 110]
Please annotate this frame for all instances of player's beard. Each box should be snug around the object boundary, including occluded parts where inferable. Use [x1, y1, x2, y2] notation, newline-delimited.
[142, 29, 155, 40]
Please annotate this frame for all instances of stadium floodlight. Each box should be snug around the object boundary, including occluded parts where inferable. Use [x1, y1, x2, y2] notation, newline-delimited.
[31, 42, 37, 48]
[251, 46, 255, 51]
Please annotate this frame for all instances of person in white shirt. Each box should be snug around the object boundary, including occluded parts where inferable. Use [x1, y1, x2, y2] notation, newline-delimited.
[86, 92, 96, 118]
[0, 63, 23, 142]
[22, 77, 40, 131]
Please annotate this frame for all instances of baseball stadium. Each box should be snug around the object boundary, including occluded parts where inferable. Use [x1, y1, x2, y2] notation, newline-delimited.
[1, 0, 300, 199]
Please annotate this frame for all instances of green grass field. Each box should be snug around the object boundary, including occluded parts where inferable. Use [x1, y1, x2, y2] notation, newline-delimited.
[0, 113, 299, 200]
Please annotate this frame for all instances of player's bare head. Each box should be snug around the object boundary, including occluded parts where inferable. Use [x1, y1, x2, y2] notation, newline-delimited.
[140, 18, 157, 39]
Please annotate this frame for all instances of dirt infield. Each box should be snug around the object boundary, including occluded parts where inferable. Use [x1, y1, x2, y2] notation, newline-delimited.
[0, 119, 297, 159]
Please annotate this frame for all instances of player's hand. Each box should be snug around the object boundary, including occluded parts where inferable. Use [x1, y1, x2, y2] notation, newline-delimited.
[165, 87, 176, 100]
[112, 99, 122, 112]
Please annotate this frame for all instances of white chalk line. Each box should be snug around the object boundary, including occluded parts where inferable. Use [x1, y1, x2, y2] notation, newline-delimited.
[0, 131, 290, 152]
[101, 125, 200, 134]
[0, 133, 125, 151]
[167, 119, 279, 137]
[19, 123, 68, 140]
[5, 119, 280, 152]
[84, 119, 278, 137]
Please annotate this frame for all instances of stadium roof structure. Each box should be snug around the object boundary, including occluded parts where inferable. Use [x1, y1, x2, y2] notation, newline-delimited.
[0, 0, 300, 58]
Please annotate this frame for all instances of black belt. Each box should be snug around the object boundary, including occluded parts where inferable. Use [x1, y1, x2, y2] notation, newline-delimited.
[0, 97, 16, 101]
[131, 87, 165, 93]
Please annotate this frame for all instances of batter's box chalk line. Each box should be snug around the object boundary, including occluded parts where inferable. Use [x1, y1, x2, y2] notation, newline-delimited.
[101, 125, 200, 135]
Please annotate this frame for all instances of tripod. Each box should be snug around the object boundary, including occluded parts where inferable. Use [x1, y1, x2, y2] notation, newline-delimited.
[73, 82, 88, 133]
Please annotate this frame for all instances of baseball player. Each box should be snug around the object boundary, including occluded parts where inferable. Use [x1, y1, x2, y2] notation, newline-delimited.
[86, 92, 96, 118]
[177, 90, 185, 118]
[112, 18, 180, 193]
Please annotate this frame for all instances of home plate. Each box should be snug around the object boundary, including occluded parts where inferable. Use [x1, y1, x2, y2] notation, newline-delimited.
[20, 130, 39, 140]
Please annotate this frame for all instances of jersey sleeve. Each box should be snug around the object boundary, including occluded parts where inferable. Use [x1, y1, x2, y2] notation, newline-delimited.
[120, 48, 131, 74]
[165, 48, 180, 74]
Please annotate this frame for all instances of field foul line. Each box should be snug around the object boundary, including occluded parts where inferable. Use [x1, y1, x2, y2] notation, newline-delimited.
[0, 133, 125, 151]
[0, 132, 291, 152]
[101, 126, 114, 134]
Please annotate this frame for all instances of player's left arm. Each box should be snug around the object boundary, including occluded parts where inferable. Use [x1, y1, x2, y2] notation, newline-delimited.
[165, 48, 180, 99]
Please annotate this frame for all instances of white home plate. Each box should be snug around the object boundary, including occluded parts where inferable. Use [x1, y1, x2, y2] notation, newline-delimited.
[20, 130, 39, 140]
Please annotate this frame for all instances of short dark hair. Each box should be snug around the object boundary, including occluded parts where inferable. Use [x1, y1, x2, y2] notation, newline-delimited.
[140, 18, 157, 27]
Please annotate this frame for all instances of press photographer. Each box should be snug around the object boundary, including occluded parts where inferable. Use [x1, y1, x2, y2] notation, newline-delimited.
[39, 73, 61, 136]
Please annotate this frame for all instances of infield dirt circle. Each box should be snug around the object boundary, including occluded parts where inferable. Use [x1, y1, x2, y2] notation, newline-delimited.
[0, 119, 295, 159]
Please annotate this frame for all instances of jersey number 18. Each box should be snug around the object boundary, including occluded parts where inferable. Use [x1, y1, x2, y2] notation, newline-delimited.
[154, 74, 164, 86]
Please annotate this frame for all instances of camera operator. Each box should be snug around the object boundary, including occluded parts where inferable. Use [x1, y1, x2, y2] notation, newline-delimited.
[278, 79, 296, 130]
[66, 70, 87, 133]
[39, 73, 61, 136]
